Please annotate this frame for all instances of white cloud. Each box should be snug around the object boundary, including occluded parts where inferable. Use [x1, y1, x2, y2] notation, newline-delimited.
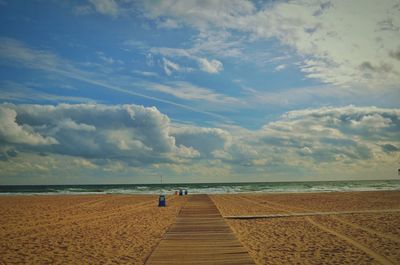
[158, 18, 180, 29]
[175, 145, 200, 159]
[257, 105, 400, 163]
[141, 0, 400, 88]
[189, 105, 399, 172]
[95, 51, 122, 65]
[151, 47, 224, 74]
[275, 64, 286, 71]
[73, 158, 97, 169]
[145, 53, 155, 66]
[0, 81, 95, 103]
[88, 0, 119, 17]
[242, 0, 400, 87]
[74, 5, 93, 15]
[56, 118, 96, 132]
[106, 130, 151, 151]
[162, 57, 182, 75]
[0, 38, 231, 120]
[0, 37, 225, 119]
[0, 107, 58, 146]
[197, 58, 223, 74]
[0, 103, 179, 162]
[0, 102, 234, 173]
[145, 81, 240, 105]
[244, 83, 400, 109]
[0, 104, 399, 181]
[0, 37, 63, 71]
[141, 0, 255, 30]
[74, 0, 400, 88]
[192, 30, 244, 58]
[350, 114, 392, 131]
[132, 70, 158, 77]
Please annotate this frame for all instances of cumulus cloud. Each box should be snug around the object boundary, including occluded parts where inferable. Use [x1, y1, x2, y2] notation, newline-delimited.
[350, 114, 392, 131]
[1, 103, 399, 181]
[56, 118, 96, 132]
[0, 103, 189, 164]
[0, 102, 231, 171]
[0, 107, 58, 146]
[257, 106, 400, 163]
[171, 126, 231, 157]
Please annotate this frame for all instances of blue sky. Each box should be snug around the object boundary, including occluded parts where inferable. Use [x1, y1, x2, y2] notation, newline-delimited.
[0, 0, 399, 184]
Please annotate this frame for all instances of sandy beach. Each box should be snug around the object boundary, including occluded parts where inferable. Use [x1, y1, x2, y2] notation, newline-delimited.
[212, 191, 400, 264]
[1, 191, 399, 264]
[0, 195, 187, 264]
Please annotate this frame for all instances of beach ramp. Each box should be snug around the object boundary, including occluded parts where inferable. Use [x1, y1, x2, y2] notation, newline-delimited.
[145, 194, 255, 265]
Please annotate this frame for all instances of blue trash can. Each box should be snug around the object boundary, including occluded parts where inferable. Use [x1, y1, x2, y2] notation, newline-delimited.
[184, 189, 188, 195]
[179, 189, 183, 196]
[158, 195, 166, 207]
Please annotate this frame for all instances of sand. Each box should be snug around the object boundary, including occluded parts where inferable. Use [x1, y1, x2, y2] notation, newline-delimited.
[1, 191, 399, 264]
[0, 195, 187, 264]
[211, 191, 400, 265]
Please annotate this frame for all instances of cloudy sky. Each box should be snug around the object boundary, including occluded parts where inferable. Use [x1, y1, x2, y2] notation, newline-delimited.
[0, 0, 399, 184]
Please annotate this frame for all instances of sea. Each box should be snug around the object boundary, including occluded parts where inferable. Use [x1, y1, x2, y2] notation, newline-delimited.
[0, 179, 399, 195]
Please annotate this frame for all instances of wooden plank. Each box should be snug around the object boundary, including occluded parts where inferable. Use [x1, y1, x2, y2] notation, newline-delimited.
[145, 194, 255, 265]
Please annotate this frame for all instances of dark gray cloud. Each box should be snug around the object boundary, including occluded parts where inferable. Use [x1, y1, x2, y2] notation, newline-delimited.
[389, 47, 400, 61]
[381, 143, 399, 153]
[360, 61, 394, 73]
[172, 126, 229, 157]
[313, 1, 332, 16]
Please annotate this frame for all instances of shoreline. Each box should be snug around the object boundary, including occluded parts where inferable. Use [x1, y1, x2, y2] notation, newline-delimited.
[1, 189, 400, 196]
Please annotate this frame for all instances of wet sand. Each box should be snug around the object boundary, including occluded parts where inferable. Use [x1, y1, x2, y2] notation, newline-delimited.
[1, 191, 399, 264]
[211, 191, 400, 265]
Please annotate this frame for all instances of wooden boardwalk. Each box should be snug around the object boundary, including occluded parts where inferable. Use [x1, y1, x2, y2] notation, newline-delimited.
[145, 194, 255, 265]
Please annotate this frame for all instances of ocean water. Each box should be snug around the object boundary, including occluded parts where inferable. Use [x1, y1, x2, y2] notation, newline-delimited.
[0, 180, 399, 195]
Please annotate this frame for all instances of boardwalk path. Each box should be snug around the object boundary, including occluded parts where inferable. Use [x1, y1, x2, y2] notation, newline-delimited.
[145, 194, 255, 265]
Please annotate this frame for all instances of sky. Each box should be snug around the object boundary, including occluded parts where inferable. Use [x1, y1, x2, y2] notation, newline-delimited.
[0, 0, 399, 185]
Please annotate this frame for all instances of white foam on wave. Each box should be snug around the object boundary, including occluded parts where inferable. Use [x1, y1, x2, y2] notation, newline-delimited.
[1, 180, 399, 195]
